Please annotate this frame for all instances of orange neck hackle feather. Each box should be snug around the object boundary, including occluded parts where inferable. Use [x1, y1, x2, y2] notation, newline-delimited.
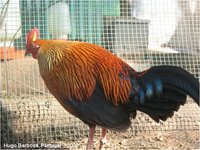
[36, 40, 136, 105]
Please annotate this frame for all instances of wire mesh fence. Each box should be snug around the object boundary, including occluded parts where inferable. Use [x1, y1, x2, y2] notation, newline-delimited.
[1, 0, 200, 149]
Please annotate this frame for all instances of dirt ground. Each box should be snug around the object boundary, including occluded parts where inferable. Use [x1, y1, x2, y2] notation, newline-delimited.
[54, 130, 199, 150]
[1, 95, 200, 150]
[1, 97, 199, 150]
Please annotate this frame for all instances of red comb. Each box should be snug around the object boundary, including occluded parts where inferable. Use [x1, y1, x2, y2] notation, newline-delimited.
[26, 28, 39, 44]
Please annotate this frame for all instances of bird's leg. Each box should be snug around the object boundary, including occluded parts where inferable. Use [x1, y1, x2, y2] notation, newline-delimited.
[99, 128, 107, 150]
[86, 126, 96, 150]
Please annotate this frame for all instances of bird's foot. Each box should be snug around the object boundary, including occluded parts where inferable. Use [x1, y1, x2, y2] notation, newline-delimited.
[99, 138, 107, 150]
[86, 126, 96, 150]
[99, 128, 107, 150]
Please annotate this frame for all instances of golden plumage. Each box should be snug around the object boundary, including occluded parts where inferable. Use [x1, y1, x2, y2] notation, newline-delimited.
[36, 40, 135, 105]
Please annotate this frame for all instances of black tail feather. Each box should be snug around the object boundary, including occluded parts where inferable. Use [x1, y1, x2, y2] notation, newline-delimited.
[137, 106, 175, 122]
[144, 101, 180, 111]
[148, 66, 199, 104]
[129, 66, 199, 122]
[150, 90, 187, 105]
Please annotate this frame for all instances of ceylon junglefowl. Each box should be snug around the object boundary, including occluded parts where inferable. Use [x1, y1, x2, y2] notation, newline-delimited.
[25, 28, 199, 150]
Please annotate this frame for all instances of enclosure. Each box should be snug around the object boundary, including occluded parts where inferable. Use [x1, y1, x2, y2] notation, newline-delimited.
[1, 0, 200, 149]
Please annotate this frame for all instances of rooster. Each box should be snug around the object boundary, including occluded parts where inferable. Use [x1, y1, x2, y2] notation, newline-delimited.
[25, 28, 199, 150]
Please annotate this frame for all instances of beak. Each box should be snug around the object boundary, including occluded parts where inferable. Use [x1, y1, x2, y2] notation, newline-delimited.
[25, 50, 29, 56]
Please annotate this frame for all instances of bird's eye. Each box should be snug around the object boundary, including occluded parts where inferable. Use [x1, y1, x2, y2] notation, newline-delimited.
[31, 44, 35, 49]
[31, 44, 39, 49]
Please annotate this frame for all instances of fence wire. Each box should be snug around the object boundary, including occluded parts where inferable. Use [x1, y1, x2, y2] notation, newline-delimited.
[1, 0, 200, 149]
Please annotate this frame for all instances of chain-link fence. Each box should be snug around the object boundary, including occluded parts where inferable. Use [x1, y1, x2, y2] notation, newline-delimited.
[1, 0, 199, 149]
